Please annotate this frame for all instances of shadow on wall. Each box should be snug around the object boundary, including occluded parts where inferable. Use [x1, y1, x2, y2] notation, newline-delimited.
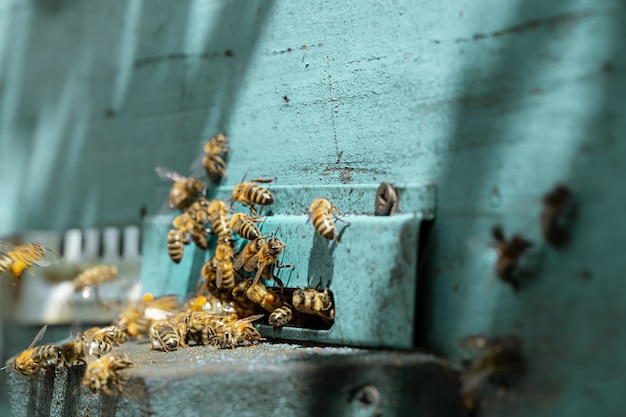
[0, 0, 275, 235]
[416, 0, 626, 415]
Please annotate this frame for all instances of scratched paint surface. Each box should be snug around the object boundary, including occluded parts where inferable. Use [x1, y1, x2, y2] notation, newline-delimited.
[1, 0, 625, 415]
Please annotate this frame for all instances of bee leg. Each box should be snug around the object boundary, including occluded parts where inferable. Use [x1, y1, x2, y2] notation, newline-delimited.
[250, 177, 274, 184]
[272, 276, 285, 292]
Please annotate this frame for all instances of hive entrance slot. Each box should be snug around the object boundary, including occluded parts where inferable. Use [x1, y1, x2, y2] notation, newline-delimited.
[261, 286, 335, 331]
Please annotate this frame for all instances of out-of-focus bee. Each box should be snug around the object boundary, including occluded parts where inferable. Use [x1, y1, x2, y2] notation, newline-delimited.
[155, 166, 205, 211]
[0, 241, 62, 284]
[308, 198, 349, 243]
[113, 294, 181, 338]
[149, 320, 186, 352]
[253, 237, 293, 286]
[12, 325, 62, 376]
[83, 353, 135, 396]
[491, 226, 532, 291]
[187, 197, 210, 221]
[73, 265, 119, 292]
[208, 199, 232, 240]
[59, 339, 86, 369]
[231, 279, 258, 316]
[167, 229, 188, 264]
[230, 213, 264, 240]
[231, 177, 274, 215]
[233, 236, 267, 272]
[201, 133, 229, 183]
[185, 295, 209, 312]
[246, 281, 282, 312]
[541, 185, 575, 247]
[80, 326, 128, 346]
[172, 211, 208, 250]
[269, 305, 293, 330]
[292, 287, 335, 322]
[214, 314, 264, 349]
[84, 338, 112, 358]
[184, 311, 219, 346]
[458, 335, 524, 402]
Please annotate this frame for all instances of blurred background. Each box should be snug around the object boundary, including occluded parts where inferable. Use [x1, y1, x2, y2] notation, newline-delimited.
[1, 0, 625, 416]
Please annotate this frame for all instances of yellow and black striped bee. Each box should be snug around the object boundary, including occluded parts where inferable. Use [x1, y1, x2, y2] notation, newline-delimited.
[292, 287, 335, 322]
[308, 198, 349, 243]
[230, 213, 264, 240]
[208, 199, 232, 240]
[155, 166, 205, 211]
[83, 353, 136, 396]
[231, 178, 274, 215]
[13, 325, 62, 376]
[149, 320, 186, 352]
[246, 281, 283, 313]
[184, 311, 219, 346]
[167, 229, 189, 264]
[0, 241, 62, 284]
[59, 339, 86, 369]
[73, 265, 119, 292]
[213, 314, 265, 349]
[80, 326, 128, 346]
[269, 305, 293, 330]
[201, 133, 229, 183]
[253, 237, 293, 286]
[233, 236, 267, 273]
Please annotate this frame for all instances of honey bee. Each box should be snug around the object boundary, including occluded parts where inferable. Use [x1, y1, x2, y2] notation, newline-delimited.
[59, 339, 86, 369]
[230, 212, 264, 240]
[183, 311, 219, 346]
[292, 287, 335, 322]
[201, 133, 229, 183]
[173, 212, 208, 250]
[13, 325, 62, 376]
[214, 314, 265, 349]
[208, 199, 232, 239]
[491, 226, 532, 291]
[216, 258, 236, 290]
[245, 281, 282, 312]
[90, 326, 129, 346]
[233, 236, 267, 272]
[167, 229, 189, 264]
[229, 279, 257, 316]
[252, 237, 293, 286]
[308, 198, 349, 243]
[0, 241, 62, 284]
[155, 166, 205, 210]
[149, 320, 186, 352]
[458, 335, 524, 399]
[113, 294, 181, 338]
[73, 265, 119, 292]
[84, 338, 112, 358]
[268, 305, 293, 330]
[83, 353, 136, 396]
[231, 177, 274, 215]
[541, 185, 575, 247]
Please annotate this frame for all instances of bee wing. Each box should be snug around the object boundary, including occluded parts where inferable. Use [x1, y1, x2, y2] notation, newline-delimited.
[32, 247, 63, 267]
[147, 294, 181, 310]
[460, 368, 494, 396]
[155, 166, 185, 183]
[236, 314, 264, 324]
[189, 151, 205, 176]
[0, 241, 17, 254]
[144, 307, 175, 322]
[27, 325, 48, 350]
[244, 253, 260, 273]
[216, 265, 224, 288]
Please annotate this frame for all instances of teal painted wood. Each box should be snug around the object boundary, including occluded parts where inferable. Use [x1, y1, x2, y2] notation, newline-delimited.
[0, 0, 624, 415]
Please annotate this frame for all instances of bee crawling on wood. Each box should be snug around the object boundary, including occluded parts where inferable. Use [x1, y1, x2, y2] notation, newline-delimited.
[11, 325, 62, 376]
[231, 177, 275, 215]
[192, 133, 229, 184]
[83, 353, 136, 396]
[308, 198, 350, 243]
[491, 225, 532, 291]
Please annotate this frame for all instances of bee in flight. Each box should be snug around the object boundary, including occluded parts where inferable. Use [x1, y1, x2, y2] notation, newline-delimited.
[308, 198, 349, 243]
[73, 265, 119, 293]
[155, 166, 205, 211]
[0, 241, 62, 284]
